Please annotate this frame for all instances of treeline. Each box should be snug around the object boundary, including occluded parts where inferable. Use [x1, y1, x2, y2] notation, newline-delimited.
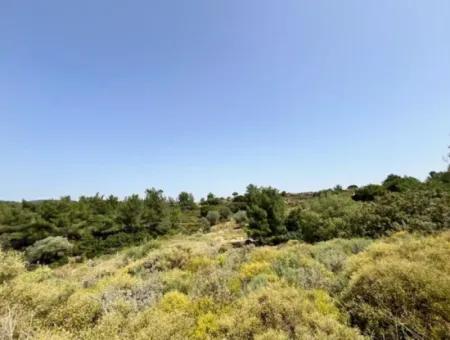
[245, 170, 450, 244]
[0, 189, 246, 263]
[1, 169, 449, 264]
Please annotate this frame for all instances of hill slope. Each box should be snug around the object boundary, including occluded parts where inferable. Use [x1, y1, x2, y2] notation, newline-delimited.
[1, 221, 449, 339]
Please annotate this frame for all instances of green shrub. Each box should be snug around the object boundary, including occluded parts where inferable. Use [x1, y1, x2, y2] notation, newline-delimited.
[310, 238, 372, 273]
[233, 210, 248, 224]
[219, 206, 232, 221]
[25, 236, 73, 264]
[272, 251, 334, 290]
[206, 211, 220, 226]
[382, 174, 421, 192]
[352, 184, 386, 201]
[198, 217, 210, 232]
[285, 194, 361, 242]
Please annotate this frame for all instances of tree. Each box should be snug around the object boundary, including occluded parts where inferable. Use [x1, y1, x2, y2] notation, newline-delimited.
[382, 174, 421, 192]
[245, 185, 287, 244]
[118, 195, 143, 229]
[178, 192, 196, 210]
[143, 188, 166, 226]
[352, 184, 386, 202]
[206, 193, 221, 205]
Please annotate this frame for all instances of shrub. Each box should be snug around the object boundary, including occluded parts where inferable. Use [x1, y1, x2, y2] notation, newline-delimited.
[193, 312, 220, 339]
[341, 231, 450, 339]
[233, 210, 248, 224]
[352, 184, 386, 201]
[310, 238, 372, 273]
[219, 206, 232, 221]
[239, 261, 273, 282]
[125, 239, 161, 260]
[206, 211, 220, 226]
[219, 284, 363, 339]
[382, 174, 421, 192]
[131, 307, 194, 340]
[285, 194, 361, 242]
[272, 252, 334, 290]
[25, 236, 73, 264]
[159, 291, 191, 313]
[198, 217, 210, 232]
[0, 249, 25, 283]
[1, 267, 75, 321]
[161, 269, 193, 294]
[190, 266, 238, 304]
[54, 291, 102, 331]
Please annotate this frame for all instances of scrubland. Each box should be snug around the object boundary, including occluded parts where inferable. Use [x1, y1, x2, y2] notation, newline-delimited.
[1, 221, 449, 339]
[1, 171, 450, 339]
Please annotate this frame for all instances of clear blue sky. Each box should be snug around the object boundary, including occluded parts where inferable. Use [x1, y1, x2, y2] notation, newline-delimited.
[1, 0, 449, 201]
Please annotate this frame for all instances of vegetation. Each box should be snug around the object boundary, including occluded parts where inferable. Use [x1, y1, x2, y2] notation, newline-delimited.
[0, 167, 449, 339]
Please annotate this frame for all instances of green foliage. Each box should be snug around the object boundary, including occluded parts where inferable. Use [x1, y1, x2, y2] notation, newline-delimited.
[219, 206, 232, 221]
[285, 194, 361, 242]
[245, 185, 287, 244]
[382, 174, 421, 192]
[25, 236, 73, 264]
[206, 211, 220, 226]
[178, 192, 196, 211]
[427, 170, 450, 187]
[118, 194, 144, 229]
[0, 191, 202, 261]
[233, 210, 248, 224]
[352, 184, 386, 201]
[198, 217, 210, 232]
[142, 188, 166, 226]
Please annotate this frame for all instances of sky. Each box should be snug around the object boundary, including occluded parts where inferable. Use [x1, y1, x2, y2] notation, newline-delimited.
[1, 0, 449, 201]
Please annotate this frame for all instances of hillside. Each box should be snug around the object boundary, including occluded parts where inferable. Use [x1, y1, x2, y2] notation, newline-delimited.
[1, 219, 448, 339]
[1, 170, 450, 339]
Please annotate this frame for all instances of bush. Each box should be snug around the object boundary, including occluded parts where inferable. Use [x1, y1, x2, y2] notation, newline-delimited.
[272, 251, 334, 290]
[198, 217, 210, 232]
[341, 231, 450, 339]
[0, 267, 75, 320]
[219, 284, 363, 339]
[206, 211, 220, 226]
[219, 206, 232, 221]
[233, 210, 248, 224]
[382, 174, 421, 192]
[352, 184, 386, 201]
[310, 238, 372, 273]
[0, 248, 25, 283]
[245, 185, 287, 244]
[285, 194, 361, 242]
[25, 236, 73, 264]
